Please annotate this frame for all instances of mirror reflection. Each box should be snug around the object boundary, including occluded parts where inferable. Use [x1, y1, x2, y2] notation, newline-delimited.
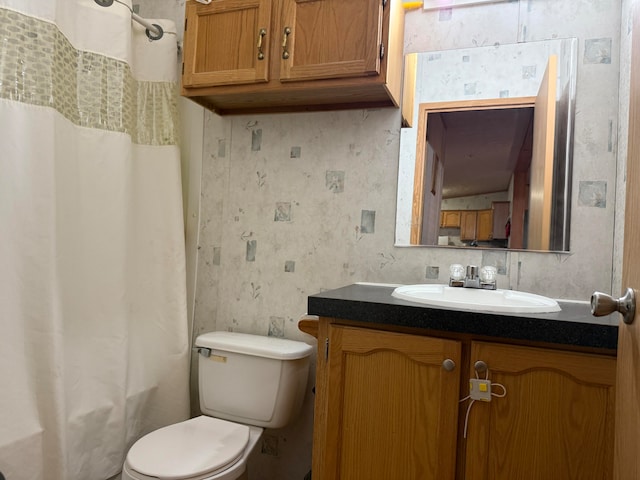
[395, 38, 577, 251]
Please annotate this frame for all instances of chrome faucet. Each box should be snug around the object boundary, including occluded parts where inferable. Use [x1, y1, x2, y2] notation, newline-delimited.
[463, 265, 481, 288]
[449, 264, 497, 290]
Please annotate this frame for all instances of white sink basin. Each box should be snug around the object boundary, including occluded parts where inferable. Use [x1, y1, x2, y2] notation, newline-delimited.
[391, 284, 561, 313]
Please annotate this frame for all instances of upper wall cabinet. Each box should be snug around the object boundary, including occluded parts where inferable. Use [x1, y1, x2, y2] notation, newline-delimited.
[182, 0, 272, 88]
[181, 0, 405, 115]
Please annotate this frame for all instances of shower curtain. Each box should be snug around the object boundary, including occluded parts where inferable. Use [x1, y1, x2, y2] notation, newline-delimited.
[0, 1, 190, 479]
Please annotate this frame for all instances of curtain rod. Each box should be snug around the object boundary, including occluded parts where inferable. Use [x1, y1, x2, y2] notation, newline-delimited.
[94, 0, 164, 40]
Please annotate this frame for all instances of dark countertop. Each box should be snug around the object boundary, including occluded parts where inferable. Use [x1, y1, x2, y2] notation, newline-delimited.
[307, 283, 618, 351]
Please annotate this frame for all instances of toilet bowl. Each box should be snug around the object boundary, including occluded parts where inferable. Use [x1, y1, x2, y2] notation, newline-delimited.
[122, 416, 263, 480]
[122, 332, 313, 480]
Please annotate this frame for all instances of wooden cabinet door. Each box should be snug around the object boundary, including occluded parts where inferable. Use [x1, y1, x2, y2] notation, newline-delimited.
[313, 325, 461, 480]
[491, 201, 510, 240]
[464, 342, 616, 480]
[279, 0, 383, 82]
[460, 211, 477, 240]
[182, 0, 272, 87]
[476, 209, 493, 241]
[441, 210, 461, 228]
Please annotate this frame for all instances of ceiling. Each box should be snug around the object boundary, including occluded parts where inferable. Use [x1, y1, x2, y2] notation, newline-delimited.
[434, 108, 534, 199]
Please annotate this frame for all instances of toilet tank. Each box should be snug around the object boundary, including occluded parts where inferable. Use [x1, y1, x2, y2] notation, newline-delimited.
[195, 332, 313, 429]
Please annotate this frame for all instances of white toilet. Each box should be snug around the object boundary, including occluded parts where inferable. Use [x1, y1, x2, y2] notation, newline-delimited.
[122, 332, 313, 480]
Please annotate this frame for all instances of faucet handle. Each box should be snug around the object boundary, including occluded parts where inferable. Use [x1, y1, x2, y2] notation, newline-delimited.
[449, 263, 465, 280]
[480, 266, 497, 282]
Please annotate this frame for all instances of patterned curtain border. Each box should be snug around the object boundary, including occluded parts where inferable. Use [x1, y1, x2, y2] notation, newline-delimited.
[0, 7, 178, 146]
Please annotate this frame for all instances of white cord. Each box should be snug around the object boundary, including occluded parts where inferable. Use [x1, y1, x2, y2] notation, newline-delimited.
[462, 399, 476, 438]
[491, 383, 507, 398]
[458, 370, 507, 439]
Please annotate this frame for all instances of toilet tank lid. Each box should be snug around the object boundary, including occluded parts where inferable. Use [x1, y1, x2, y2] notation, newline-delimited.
[196, 332, 313, 360]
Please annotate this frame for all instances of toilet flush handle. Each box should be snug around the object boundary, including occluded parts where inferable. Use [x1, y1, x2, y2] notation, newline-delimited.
[195, 347, 211, 358]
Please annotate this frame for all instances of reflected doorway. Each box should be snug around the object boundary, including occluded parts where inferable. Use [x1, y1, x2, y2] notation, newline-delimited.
[413, 102, 534, 249]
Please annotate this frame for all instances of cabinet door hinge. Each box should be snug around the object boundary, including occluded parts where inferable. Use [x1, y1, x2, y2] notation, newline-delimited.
[324, 337, 329, 361]
[184, 18, 187, 31]
[380, 43, 385, 59]
[382, 0, 387, 8]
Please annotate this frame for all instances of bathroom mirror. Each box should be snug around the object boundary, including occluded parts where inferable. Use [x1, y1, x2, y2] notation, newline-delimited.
[395, 38, 577, 251]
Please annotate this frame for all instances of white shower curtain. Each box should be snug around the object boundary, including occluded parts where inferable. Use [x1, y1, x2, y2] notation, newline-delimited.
[0, 1, 190, 479]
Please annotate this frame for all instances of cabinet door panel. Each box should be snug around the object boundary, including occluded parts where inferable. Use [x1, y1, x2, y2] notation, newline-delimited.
[491, 201, 510, 240]
[316, 325, 460, 480]
[183, 0, 271, 87]
[441, 210, 461, 228]
[465, 342, 615, 480]
[279, 0, 383, 82]
[460, 211, 477, 240]
[476, 209, 493, 241]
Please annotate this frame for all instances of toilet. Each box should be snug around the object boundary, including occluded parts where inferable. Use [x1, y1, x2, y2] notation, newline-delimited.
[122, 332, 313, 480]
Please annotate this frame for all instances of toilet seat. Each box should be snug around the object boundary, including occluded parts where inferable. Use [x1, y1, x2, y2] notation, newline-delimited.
[126, 416, 250, 480]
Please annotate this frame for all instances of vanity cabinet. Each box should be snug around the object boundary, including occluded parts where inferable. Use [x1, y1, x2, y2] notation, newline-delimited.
[181, 0, 404, 114]
[303, 319, 616, 480]
[464, 341, 616, 480]
[312, 324, 461, 480]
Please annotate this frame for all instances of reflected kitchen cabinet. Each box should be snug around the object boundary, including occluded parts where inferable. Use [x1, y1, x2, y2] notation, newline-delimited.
[476, 209, 493, 241]
[491, 201, 510, 240]
[460, 211, 478, 241]
[460, 210, 493, 241]
[181, 0, 405, 114]
[441, 210, 461, 228]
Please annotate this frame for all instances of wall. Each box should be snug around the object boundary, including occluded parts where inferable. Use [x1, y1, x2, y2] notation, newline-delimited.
[137, 1, 624, 479]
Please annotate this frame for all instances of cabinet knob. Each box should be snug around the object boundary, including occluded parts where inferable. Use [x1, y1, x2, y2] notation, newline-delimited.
[442, 358, 456, 371]
[474, 360, 488, 374]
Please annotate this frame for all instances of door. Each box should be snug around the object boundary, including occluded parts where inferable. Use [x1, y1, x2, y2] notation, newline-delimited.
[313, 325, 461, 480]
[279, 0, 383, 82]
[614, 5, 640, 478]
[182, 0, 271, 88]
[527, 55, 557, 250]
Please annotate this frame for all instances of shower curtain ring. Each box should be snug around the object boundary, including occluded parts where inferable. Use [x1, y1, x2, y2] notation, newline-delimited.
[146, 24, 164, 41]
